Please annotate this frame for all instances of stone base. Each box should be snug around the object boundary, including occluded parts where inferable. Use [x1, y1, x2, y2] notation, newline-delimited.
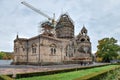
[12, 61, 93, 66]
[63, 60, 93, 65]
[12, 62, 63, 66]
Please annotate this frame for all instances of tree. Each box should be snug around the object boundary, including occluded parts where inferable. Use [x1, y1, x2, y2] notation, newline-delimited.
[0, 52, 13, 60]
[0, 52, 6, 59]
[96, 37, 120, 62]
[117, 51, 120, 60]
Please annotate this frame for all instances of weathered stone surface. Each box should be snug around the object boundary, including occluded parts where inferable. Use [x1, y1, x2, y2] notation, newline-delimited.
[13, 14, 92, 65]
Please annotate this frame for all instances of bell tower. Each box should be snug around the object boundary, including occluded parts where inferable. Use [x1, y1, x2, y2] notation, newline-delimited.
[77, 26, 90, 43]
[75, 26, 92, 63]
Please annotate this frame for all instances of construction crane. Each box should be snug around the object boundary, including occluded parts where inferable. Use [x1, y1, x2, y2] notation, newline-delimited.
[21, 1, 56, 37]
[21, 1, 56, 26]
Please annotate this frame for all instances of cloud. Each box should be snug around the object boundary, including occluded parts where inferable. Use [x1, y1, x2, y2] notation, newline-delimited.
[0, 0, 120, 52]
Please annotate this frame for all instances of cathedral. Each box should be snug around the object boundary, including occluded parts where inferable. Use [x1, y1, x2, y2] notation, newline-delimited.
[13, 14, 92, 65]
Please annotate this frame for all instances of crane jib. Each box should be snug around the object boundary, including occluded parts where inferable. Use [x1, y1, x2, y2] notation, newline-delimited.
[21, 1, 52, 21]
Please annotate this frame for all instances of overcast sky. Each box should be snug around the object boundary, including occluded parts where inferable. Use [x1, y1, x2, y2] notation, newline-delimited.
[0, 0, 120, 53]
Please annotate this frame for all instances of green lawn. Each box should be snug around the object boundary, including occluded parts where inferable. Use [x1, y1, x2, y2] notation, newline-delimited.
[17, 65, 119, 80]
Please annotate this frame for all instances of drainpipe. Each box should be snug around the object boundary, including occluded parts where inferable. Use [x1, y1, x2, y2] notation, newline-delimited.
[26, 40, 28, 65]
[38, 35, 40, 65]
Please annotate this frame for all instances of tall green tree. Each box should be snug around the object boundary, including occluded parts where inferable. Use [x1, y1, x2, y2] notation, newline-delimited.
[96, 37, 120, 62]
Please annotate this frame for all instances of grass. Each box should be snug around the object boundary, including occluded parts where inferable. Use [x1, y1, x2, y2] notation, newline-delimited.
[17, 65, 119, 80]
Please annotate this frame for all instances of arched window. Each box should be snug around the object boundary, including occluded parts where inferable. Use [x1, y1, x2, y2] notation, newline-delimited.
[32, 47, 36, 53]
[87, 38, 90, 41]
[50, 44, 56, 55]
[32, 43, 37, 53]
[66, 44, 74, 57]
[66, 45, 70, 57]
[81, 38, 85, 42]
[21, 46, 25, 52]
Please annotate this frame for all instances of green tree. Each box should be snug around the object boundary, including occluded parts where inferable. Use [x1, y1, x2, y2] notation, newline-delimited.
[0, 52, 6, 59]
[96, 37, 120, 62]
[0, 52, 13, 60]
[117, 51, 120, 60]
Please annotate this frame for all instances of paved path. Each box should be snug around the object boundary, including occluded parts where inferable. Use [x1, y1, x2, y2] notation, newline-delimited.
[0, 63, 107, 75]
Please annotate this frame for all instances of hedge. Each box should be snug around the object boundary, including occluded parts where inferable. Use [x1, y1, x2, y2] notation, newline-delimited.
[74, 66, 120, 80]
[11, 63, 111, 79]
[0, 75, 14, 80]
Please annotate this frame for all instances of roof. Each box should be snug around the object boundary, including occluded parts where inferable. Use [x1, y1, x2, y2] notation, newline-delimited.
[14, 34, 69, 43]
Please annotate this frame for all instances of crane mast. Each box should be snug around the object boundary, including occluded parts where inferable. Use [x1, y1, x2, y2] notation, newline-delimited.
[21, 1, 52, 21]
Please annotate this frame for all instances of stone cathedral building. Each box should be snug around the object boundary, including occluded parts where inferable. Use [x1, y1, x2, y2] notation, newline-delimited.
[13, 14, 92, 65]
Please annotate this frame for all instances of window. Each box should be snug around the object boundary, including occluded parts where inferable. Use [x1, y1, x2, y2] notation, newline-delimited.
[66, 52, 68, 56]
[32, 43, 37, 54]
[51, 48, 53, 54]
[51, 48, 56, 55]
[81, 38, 85, 42]
[87, 38, 90, 41]
[66, 44, 74, 57]
[32, 47, 36, 53]
[66, 45, 69, 57]
[69, 53, 73, 57]
[50, 44, 56, 55]
[23, 48, 25, 51]
[54, 48, 56, 54]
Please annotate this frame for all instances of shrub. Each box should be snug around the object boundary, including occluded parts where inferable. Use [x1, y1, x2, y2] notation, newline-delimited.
[100, 68, 120, 80]
[0, 75, 14, 80]
[14, 64, 110, 79]
[74, 66, 120, 80]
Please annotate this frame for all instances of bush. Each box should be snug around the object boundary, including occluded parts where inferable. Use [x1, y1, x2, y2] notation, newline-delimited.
[0, 75, 14, 80]
[100, 68, 120, 80]
[74, 66, 120, 80]
[14, 64, 110, 79]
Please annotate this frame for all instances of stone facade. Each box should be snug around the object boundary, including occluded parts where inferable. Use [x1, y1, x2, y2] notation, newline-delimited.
[13, 14, 92, 65]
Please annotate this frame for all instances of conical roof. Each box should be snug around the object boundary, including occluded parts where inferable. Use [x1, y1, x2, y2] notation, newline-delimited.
[81, 26, 87, 35]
